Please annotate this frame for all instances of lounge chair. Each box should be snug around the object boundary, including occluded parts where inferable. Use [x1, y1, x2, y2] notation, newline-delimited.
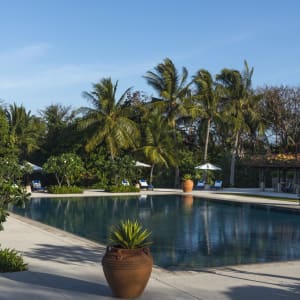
[121, 179, 130, 186]
[195, 180, 205, 190]
[31, 180, 45, 192]
[210, 180, 223, 190]
[138, 179, 154, 191]
[282, 182, 293, 193]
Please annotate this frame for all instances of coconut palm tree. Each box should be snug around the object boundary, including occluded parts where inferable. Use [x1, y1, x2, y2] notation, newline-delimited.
[144, 58, 191, 186]
[5, 104, 44, 160]
[216, 61, 258, 186]
[141, 109, 176, 184]
[40, 104, 78, 157]
[192, 69, 219, 162]
[80, 78, 140, 160]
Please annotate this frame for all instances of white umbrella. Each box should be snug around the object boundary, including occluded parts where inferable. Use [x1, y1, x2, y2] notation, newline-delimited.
[195, 163, 221, 171]
[24, 161, 43, 172]
[134, 161, 151, 168]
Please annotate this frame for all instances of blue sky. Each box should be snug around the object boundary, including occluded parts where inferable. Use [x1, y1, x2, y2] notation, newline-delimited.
[0, 0, 300, 113]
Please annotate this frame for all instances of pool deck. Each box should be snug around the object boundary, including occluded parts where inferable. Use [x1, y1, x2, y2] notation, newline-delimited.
[0, 188, 300, 299]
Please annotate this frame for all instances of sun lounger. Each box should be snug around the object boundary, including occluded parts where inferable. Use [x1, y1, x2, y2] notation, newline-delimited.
[121, 179, 130, 186]
[138, 179, 154, 190]
[31, 180, 45, 192]
[196, 180, 205, 190]
[210, 180, 223, 190]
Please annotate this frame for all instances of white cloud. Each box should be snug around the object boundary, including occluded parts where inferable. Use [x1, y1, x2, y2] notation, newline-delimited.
[0, 43, 50, 65]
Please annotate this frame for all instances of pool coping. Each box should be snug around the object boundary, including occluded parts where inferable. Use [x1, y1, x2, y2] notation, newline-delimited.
[30, 188, 300, 212]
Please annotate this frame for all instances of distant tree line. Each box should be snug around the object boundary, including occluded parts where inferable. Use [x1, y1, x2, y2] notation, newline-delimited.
[1, 58, 300, 188]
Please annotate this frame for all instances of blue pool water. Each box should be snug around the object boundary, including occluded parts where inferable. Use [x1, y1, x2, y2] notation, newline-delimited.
[12, 195, 300, 269]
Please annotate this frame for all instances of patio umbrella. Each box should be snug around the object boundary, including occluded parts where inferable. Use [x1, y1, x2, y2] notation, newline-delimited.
[24, 161, 43, 172]
[195, 162, 221, 183]
[195, 163, 221, 171]
[134, 161, 151, 168]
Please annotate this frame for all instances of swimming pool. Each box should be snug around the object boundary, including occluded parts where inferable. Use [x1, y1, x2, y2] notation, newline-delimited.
[11, 195, 300, 269]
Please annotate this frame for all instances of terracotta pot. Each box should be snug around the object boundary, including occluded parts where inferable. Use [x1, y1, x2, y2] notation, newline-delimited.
[182, 179, 194, 193]
[102, 246, 153, 298]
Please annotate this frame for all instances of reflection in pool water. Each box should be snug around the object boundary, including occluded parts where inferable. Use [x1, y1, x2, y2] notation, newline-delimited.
[12, 195, 300, 269]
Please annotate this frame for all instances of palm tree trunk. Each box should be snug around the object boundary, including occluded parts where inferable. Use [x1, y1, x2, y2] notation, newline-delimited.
[175, 166, 180, 188]
[172, 128, 180, 188]
[150, 164, 155, 184]
[203, 118, 211, 162]
[229, 132, 239, 187]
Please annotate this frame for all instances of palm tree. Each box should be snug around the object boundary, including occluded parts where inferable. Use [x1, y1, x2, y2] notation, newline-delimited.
[192, 69, 219, 162]
[5, 104, 44, 160]
[40, 104, 79, 157]
[141, 109, 176, 184]
[144, 58, 191, 186]
[80, 78, 140, 160]
[0, 108, 15, 157]
[216, 61, 256, 186]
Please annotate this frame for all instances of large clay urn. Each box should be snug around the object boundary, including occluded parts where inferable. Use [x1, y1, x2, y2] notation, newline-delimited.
[102, 246, 153, 298]
[182, 179, 194, 193]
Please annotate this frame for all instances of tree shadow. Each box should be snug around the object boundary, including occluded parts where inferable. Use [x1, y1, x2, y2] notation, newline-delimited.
[24, 243, 106, 264]
[2, 271, 111, 297]
[223, 266, 300, 283]
[224, 284, 300, 300]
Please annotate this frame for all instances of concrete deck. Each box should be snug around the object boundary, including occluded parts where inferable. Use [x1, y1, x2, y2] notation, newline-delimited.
[0, 189, 300, 299]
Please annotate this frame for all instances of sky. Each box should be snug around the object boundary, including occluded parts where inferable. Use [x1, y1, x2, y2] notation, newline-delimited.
[0, 0, 300, 114]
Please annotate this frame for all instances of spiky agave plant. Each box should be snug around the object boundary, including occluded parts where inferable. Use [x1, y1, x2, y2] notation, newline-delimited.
[109, 220, 152, 249]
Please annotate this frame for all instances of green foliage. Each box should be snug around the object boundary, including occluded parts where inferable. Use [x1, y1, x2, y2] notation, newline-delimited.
[47, 185, 83, 194]
[1, 62, 297, 191]
[43, 153, 85, 187]
[105, 185, 140, 193]
[182, 174, 193, 180]
[109, 220, 152, 249]
[178, 149, 197, 176]
[5, 104, 44, 160]
[0, 155, 30, 230]
[83, 147, 110, 187]
[40, 104, 80, 158]
[0, 246, 27, 272]
[84, 149, 137, 186]
[80, 78, 140, 159]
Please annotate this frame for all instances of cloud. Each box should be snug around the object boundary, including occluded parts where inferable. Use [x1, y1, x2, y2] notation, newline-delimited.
[0, 59, 157, 90]
[0, 43, 50, 65]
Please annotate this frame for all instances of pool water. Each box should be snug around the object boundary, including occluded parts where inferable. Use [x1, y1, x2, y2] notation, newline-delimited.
[12, 195, 300, 269]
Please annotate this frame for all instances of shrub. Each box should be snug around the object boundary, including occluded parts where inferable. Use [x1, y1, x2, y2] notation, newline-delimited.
[0, 247, 27, 272]
[43, 153, 85, 187]
[47, 185, 83, 194]
[105, 185, 140, 193]
[109, 220, 152, 249]
[182, 174, 193, 180]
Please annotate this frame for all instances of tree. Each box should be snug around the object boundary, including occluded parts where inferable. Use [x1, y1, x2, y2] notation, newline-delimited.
[0, 155, 30, 230]
[141, 109, 176, 184]
[80, 78, 140, 160]
[144, 58, 191, 186]
[43, 153, 85, 187]
[216, 61, 257, 186]
[5, 104, 44, 160]
[39, 104, 79, 158]
[192, 69, 219, 162]
[259, 86, 300, 152]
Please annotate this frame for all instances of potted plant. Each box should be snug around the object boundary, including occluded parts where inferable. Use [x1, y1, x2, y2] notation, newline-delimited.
[102, 220, 153, 299]
[182, 174, 194, 193]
